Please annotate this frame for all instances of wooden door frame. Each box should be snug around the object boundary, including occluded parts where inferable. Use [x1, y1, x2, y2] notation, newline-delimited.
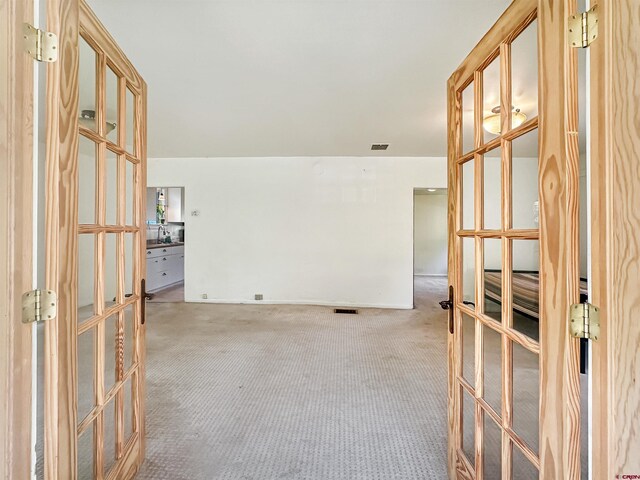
[43, 0, 148, 477]
[43, 0, 78, 476]
[447, 0, 583, 478]
[590, 0, 640, 477]
[0, 0, 35, 477]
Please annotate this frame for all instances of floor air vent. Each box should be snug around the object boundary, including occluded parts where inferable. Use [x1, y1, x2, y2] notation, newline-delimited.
[334, 308, 358, 314]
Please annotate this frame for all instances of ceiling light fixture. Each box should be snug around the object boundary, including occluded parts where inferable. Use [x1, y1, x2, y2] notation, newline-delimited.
[483, 106, 526, 135]
[427, 188, 437, 192]
[79, 109, 117, 134]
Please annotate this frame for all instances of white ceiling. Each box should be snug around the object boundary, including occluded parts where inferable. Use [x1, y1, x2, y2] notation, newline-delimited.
[86, 0, 516, 158]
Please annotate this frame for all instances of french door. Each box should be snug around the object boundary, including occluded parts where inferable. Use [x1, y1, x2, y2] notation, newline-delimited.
[41, 0, 147, 478]
[447, 0, 583, 479]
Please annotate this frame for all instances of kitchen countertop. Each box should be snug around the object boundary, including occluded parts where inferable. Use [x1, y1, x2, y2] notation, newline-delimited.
[146, 242, 184, 250]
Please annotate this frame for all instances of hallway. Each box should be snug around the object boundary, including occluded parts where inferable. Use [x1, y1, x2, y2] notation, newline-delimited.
[137, 277, 449, 479]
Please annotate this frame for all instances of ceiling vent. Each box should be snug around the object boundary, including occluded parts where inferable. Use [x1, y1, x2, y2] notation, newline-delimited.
[371, 144, 389, 151]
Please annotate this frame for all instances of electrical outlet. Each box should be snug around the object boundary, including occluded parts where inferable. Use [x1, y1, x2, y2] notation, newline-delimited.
[202, 293, 208, 299]
[254, 294, 263, 301]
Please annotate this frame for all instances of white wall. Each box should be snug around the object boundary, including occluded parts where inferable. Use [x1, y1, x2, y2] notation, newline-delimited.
[148, 157, 447, 309]
[413, 193, 448, 275]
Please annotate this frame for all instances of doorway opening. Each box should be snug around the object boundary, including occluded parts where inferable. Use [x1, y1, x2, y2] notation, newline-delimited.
[145, 186, 185, 303]
[413, 188, 448, 308]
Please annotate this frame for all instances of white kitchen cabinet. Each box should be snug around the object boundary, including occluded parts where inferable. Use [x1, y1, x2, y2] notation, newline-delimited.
[145, 245, 184, 292]
[146, 188, 157, 223]
[146, 187, 184, 224]
[166, 187, 183, 223]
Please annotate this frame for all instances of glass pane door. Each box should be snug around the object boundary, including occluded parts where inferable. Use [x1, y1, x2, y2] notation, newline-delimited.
[447, 1, 584, 477]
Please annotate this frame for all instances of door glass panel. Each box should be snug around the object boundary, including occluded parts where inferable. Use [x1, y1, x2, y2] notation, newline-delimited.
[511, 239, 540, 341]
[105, 233, 118, 309]
[462, 237, 476, 305]
[462, 313, 476, 388]
[78, 423, 95, 479]
[483, 148, 502, 230]
[462, 313, 475, 384]
[104, 314, 117, 393]
[78, 135, 97, 225]
[103, 398, 117, 476]
[462, 81, 475, 154]
[78, 36, 97, 132]
[462, 160, 475, 230]
[125, 160, 135, 226]
[125, 88, 135, 154]
[513, 341, 539, 454]
[512, 128, 539, 230]
[511, 19, 538, 120]
[105, 150, 118, 225]
[513, 443, 538, 479]
[483, 325, 502, 414]
[105, 65, 119, 143]
[123, 376, 134, 443]
[483, 412, 502, 479]
[124, 232, 135, 297]
[78, 234, 96, 323]
[462, 388, 476, 468]
[77, 328, 95, 422]
[483, 238, 502, 322]
[482, 54, 501, 143]
[124, 304, 135, 370]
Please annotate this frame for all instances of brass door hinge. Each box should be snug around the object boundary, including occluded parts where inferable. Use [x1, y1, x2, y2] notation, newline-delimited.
[23, 23, 58, 62]
[568, 5, 598, 48]
[569, 302, 600, 341]
[22, 289, 57, 323]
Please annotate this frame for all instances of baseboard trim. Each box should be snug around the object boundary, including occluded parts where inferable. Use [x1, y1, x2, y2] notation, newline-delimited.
[183, 298, 413, 310]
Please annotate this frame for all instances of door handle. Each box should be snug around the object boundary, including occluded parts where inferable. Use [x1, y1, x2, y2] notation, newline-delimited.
[439, 300, 453, 310]
[141, 279, 152, 325]
[440, 285, 455, 334]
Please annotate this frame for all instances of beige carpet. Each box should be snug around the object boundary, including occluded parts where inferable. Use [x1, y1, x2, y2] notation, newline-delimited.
[33, 276, 589, 479]
[147, 282, 185, 303]
[135, 277, 450, 479]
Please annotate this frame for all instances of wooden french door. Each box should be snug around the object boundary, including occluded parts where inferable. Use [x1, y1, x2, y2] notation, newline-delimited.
[447, 0, 582, 479]
[43, 0, 147, 478]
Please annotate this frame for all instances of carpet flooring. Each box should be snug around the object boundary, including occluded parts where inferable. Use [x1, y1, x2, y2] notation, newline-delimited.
[147, 282, 185, 303]
[135, 277, 449, 480]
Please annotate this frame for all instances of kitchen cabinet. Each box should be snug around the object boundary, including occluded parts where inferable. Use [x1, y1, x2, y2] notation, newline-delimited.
[146, 244, 184, 292]
[146, 187, 184, 224]
[146, 188, 157, 223]
[166, 187, 184, 222]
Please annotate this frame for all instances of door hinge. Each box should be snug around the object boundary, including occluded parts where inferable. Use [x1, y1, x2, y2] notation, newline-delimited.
[568, 5, 598, 48]
[22, 289, 57, 323]
[569, 302, 600, 341]
[23, 23, 58, 62]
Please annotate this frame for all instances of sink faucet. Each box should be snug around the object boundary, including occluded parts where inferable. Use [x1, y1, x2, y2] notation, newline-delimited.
[157, 225, 166, 244]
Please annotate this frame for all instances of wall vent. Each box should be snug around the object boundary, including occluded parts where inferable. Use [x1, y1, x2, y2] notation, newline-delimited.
[334, 308, 358, 314]
[371, 144, 389, 151]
